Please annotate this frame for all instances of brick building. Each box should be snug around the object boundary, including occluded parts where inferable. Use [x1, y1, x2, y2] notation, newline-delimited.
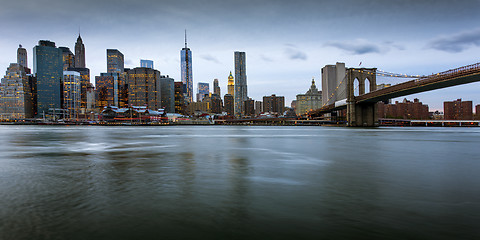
[444, 99, 473, 120]
[378, 98, 429, 119]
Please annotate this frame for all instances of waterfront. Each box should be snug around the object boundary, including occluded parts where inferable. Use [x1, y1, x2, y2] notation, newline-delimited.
[0, 126, 479, 239]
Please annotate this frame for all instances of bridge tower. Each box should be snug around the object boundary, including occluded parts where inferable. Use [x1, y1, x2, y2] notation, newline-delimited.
[346, 68, 378, 127]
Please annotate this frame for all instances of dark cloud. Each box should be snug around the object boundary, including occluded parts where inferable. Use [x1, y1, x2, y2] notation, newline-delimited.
[284, 48, 307, 61]
[200, 54, 220, 64]
[325, 40, 383, 55]
[428, 28, 480, 53]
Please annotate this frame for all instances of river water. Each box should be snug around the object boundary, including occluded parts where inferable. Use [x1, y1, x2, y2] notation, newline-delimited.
[0, 125, 479, 239]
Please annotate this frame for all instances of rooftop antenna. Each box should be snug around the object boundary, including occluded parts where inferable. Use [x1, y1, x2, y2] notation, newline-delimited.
[185, 29, 187, 48]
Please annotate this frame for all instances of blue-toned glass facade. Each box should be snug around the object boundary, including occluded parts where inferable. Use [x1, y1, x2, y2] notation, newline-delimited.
[140, 59, 154, 69]
[33, 40, 63, 117]
[181, 47, 193, 103]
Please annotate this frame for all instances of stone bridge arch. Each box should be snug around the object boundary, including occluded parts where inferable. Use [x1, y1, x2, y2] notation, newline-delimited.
[346, 68, 378, 127]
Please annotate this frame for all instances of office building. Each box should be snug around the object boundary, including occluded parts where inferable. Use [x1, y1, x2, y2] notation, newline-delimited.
[321, 62, 346, 105]
[181, 31, 193, 102]
[107, 49, 124, 73]
[263, 94, 285, 114]
[209, 94, 222, 114]
[17, 45, 28, 69]
[213, 78, 220, 96]
[197, 82, 209, 102]
[63, 71, 81, 118]
[296, 78, 323, 116]
[224, 94, 234, 116]
[33, 40, 63, 117]
[67, 67, 90, 110]
[59, 47, 75, 71]
[95, 72, 123, 109]
[0, 63, 34, 119]
[227, 71, 234, 96]
[140, 59, 154, 69]
[160, 75, 175, 113]
[127, 67, 161, 110]
[444, 99, 473, 120]
[174, 82, 186, 114]
[234, 51, 247, 117]
[74, 34, 86, 68]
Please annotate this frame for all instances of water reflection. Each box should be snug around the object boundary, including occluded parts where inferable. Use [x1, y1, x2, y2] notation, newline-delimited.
[0, 126, 480, 239]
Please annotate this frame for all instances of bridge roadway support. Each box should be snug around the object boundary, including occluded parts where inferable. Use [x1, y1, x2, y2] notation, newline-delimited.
[347, 101, 378, 127]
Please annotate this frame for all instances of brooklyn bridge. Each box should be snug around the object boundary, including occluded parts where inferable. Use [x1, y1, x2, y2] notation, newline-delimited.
[309, 62, 480, 127]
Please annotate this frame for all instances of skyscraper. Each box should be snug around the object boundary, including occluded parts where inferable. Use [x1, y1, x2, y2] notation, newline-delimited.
[107, 49, 124, 73]
[196, 82, 209, 102]
[63, 71, 81, 118]
[160, 75, 175, 113]
[74, 34, 86, 68]
[0, 63, 34, 119]
[140, 59, 154, 69]
[95, 72, 122, 109]
[227, 71, 234, 96]
[213, 78, 220, 96]
[33, 40, 63, 117]
[234, 51, 247, 117]
[181, 30, 193, 103]
[17, 45, 28, 69]
[59, 47, 75, 71]
[127, 67, 161, 110]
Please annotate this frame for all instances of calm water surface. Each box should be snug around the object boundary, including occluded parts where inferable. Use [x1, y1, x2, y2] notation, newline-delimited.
[0, 125, 479, 239]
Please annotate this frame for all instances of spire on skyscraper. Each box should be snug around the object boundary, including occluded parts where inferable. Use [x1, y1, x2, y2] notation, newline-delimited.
[184, 29, 187, 48]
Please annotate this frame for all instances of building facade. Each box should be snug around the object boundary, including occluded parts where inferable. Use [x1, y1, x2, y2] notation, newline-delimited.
[0, 63, 34, 119]
[234, 51, 247, 117]
[74, 34, 86, 68]
[296, 78, 322, 116]
[160, 75, 175, 113]
[377, 98, 429, 120]
[17, 45, 28, 69]
[67, 67, 90, 110]
[60, 47, 75, 71]
[33, 40, 64, 117]
[213, 78, 220, 96]
[63, 71, 81, 118]
[197, 82, 209, 102]
[181, 32, 193, 103]
[255, 100, 263, 115]
[224, 94, 234, 116]
[95, 72, 123, 109]
[107, 49, 124, 73]
[127, 67, 161, 110]
[174, 82, 186, 114]
[321, 62, 346, 105]
[444, 99, 473, 120]
[140, 59, 154, 69]
[244, 98, 255, 116]
[263, 94, 285, 114]
[227, 71, 234, 96]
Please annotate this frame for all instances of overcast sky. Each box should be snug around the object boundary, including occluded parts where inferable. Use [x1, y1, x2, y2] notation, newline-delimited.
[1, 0, 480, 110]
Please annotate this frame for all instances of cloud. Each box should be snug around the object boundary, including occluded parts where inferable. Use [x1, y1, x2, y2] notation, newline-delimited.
[428, 28, 480, 53]
[260, 54, 273, 62]
[325, 40, 385, 55]
[284, 47, 307, 61]
[200, 54, 220, 64]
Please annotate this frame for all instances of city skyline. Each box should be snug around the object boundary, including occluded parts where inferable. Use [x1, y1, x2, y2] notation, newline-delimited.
[1, 0, 480, 110]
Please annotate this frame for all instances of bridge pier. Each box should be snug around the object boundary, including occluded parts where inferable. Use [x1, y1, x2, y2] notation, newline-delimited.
[347, 102, 378, 127]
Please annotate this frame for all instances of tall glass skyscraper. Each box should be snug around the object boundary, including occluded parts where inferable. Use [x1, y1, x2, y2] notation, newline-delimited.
[181, 31, 193, 103]
[234, 51, 247, 117]
[33, 40, 63, 117]
[107, 49, 124, 73]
